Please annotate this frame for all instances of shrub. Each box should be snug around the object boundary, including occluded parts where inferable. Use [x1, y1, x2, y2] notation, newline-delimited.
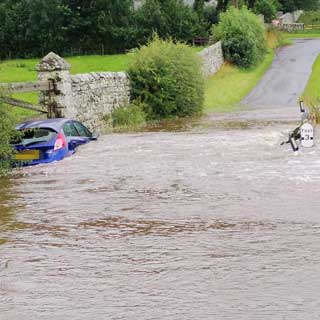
[266, 26, 291, 49]
[105, 101, 148, 128]
[254, 0, 279, 23]
[128, 37, 205, 119]
[212, 7, 267, 68]
[0, 103, 17, 176]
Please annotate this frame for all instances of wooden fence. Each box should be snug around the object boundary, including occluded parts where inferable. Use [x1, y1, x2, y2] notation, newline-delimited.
[304, 24, 320, 30]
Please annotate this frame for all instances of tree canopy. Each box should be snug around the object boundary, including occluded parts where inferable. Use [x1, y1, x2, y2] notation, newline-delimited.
[0, 0, 212, 59]
[0, 0, 318, 60]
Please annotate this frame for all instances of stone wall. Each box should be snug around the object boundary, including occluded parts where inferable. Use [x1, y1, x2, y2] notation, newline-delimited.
[37, 45, 224, 130]
[37, 52, 130, 131]
[198, 41, 224, 77]
[281, 23, 304, 32]
[67, 72, 130, 129]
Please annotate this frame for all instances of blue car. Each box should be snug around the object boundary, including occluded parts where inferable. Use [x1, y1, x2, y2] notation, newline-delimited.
[12, 118, 98, 166]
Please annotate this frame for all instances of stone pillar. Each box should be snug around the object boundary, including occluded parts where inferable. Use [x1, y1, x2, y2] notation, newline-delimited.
[36, 52, 72, 118]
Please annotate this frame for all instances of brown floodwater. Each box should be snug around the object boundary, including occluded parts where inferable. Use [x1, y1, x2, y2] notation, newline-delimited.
[1, 117, 320, 319]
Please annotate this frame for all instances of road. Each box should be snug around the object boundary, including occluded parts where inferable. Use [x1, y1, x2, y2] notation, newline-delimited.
[242, 38, 320, 109]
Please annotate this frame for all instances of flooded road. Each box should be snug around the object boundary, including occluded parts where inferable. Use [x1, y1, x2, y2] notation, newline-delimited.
[1, 117, 320, 319]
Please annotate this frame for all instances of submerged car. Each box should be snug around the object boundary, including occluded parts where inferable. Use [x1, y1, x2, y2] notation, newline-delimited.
[12, 118, 98, 166]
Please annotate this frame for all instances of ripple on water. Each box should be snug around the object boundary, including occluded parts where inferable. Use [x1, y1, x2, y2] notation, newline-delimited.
[1, 123, 320, 319]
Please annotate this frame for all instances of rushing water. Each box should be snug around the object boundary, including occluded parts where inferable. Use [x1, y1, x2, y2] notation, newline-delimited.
[1, 117, 320, 319]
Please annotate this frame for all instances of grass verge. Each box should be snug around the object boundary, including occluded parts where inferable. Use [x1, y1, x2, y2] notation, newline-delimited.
[283, 31, 320, 39]
[204, 50, 275, 112]
[0, 53, 135, 118]
[203, 29, 290, 113]
[301, 53, 320, 122]
[0, 47, 204, 121]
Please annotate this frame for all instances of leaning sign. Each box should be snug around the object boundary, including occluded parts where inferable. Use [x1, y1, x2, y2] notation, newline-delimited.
[301, 123, 314, 148]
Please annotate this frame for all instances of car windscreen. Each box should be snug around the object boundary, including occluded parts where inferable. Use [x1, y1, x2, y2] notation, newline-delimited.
[13, 128, 58, 146]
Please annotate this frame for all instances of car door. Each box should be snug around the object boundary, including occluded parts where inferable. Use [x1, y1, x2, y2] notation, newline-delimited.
[73, 121, 93, 139]
[73, 121, 99, 140]
[62, 121, 87, 151]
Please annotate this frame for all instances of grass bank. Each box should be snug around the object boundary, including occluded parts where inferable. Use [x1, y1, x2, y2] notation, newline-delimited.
[0, 53, 135, 120]
[204, 51, 274, 112]
[302, 54, 320, 102]
[0, 54, 133, 83]
[0, 47, 204, 120]
[283, 31, 320, 39]
[0, 47, 203, 83]
[203, 30, 287, 113]
[301, 53, 320, 122]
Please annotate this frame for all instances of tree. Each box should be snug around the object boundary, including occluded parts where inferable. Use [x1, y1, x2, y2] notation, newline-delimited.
[194, 0, 205, 17]
[26, 0, 69, 57]
[278, 0, 319, 11]
[135, 0, 202, 44]
[254, 0, 279, 22]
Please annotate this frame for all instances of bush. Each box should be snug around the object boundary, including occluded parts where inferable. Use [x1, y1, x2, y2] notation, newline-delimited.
[0, 103, 17, 176]
[212, 7, 267, 68]
[105, 101, 148, 128]
[254, 0, 279, 23]
[266, 26, 291, 49]
[128, 37, 205, 119]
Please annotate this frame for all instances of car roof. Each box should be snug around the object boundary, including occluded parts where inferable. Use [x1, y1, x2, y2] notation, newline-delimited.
[16, 118, 73, 131]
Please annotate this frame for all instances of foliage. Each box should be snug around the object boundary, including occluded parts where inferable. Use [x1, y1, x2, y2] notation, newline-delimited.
[266, 26, 292, 48]
[213, 6, 267, 68]
[254, 0, 279, 22]
[203, 5, 219, 26]
[204, 51, 275, 111]
[0, 0, 213, 59]
[216, 0, 319, 12]
[298, 10, 320, 25]
[0, 102, 17, 175]
[128, 37, 205, 119]
[105, 101, 148, 128]
[204, 27, 285, 112]
[302, 53, 320, 123]
[278, 0, 319, 11]
[135, 0, 206, 44]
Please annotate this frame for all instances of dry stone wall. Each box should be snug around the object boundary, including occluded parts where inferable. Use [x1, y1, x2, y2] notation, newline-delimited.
[37, 44, 224, 130]
[198, 41, 224, 77]
[67, 72, 130, 130]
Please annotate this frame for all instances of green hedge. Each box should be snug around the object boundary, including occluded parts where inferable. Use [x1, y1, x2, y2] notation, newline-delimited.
[128, 37, 205, 119]
[212, 7, 267, 68]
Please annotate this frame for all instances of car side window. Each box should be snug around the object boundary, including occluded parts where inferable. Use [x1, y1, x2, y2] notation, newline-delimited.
[63, 122, 79, 137]
[73, 121, 92, 137]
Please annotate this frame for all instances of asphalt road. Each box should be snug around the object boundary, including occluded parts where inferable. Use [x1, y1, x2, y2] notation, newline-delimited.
[242, 39, 320, 109]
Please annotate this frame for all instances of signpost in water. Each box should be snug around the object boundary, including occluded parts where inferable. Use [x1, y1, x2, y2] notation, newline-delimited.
[281, 102, 315, 151]
[301, 122, 314, 148]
